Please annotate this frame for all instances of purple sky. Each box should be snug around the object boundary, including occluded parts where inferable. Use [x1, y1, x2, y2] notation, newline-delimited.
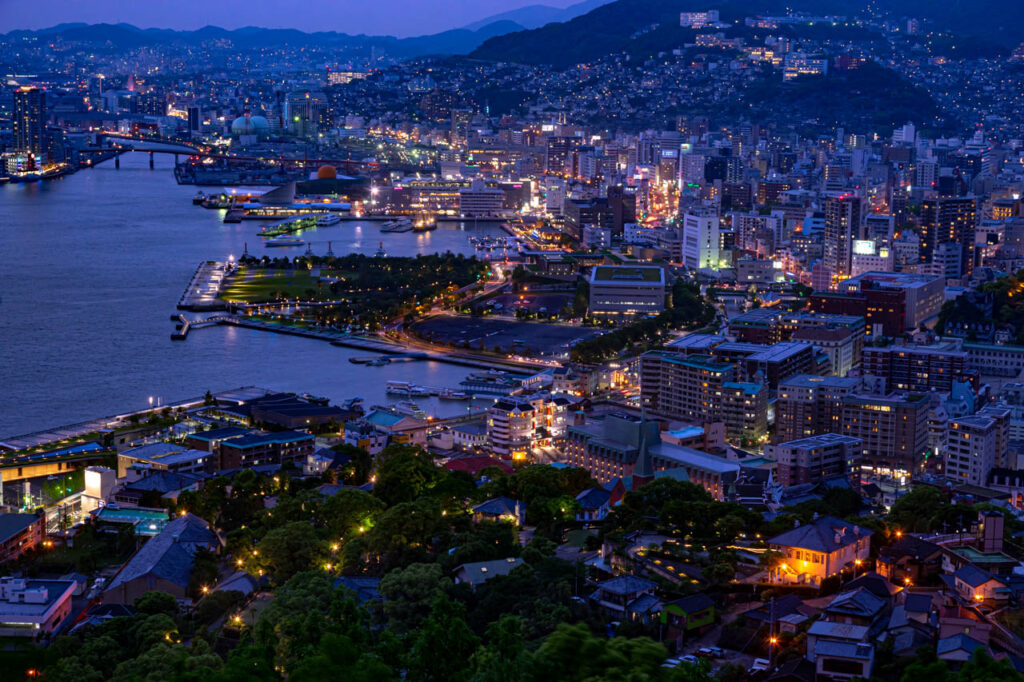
[0, 0, 581, 37]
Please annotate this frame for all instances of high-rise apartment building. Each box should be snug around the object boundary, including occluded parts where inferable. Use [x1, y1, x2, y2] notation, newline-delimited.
[822, 194, 862, 285]
[640, 352, 768, 442]
[945, 412, 1008, 486]
[681, 208, 720, 270]
[13, 86, 46, 162]
[775, 375, 861, 444]
[841, 393, 930, 478]
[921, 197, 977, 279]
[766, 433, 862, 487]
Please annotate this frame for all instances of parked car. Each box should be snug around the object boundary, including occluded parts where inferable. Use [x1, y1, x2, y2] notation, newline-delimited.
[750, 658, 771, 672]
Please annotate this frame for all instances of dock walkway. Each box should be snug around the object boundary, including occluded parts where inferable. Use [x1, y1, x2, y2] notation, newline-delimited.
[178, 261, 230, 311]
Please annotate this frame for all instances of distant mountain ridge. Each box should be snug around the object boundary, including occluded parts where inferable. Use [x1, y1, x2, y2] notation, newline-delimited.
[2, 20, 526, 58]
[469, 0, 1024, 66]
[462, 0, 614, 31]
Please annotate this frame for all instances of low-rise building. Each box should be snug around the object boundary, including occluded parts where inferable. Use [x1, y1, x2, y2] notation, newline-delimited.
[588, 265, 666, 319]
[0, 514, 45, 564]
[563, 413, 739, 499]
[486, 396, 571, 459]
[118, 442, 213, 480]
[454, 558, 524, 588]
[589, 575, 660, 623]
[102, 513, 220, 605]
[0, 577, 76, 637]
[217, 430, 315, 470]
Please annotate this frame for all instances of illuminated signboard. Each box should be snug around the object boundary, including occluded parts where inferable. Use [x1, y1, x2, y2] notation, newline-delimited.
[853, 240, 875, 255]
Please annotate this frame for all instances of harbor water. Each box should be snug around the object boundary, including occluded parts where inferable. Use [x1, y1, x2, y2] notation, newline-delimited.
[0, 152, 508, 438]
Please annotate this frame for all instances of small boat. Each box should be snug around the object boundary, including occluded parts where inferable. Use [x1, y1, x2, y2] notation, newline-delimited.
[386, 381, 416, 395]
[438, 389, 470, 401]
[374, 241, 387, 257]
[393, 401, 428, 419]
[381, 217, 413, 233]
[193, 191, 207, 205]
[317, 213, 341, 226]
[266, 235, 305, 247]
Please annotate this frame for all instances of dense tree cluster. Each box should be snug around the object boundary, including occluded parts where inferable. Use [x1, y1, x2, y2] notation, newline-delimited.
[236, 252, 488, 329]
[937, 270, 1024, 344]
[20, 440, 1024, 680]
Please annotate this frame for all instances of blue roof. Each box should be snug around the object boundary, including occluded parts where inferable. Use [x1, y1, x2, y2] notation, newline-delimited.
[188, 427, 251, 442]
[937, 633, 986, 656]
[814, 640, 873, 660]
[105, 514, 219, 594]
[904, 593, 933, 614]
[0, 513, 41, 543]
[124, 471, 204, 494]
[334, 576, 382, 603]
[576, 487, 612, 509]
[473, 497, 522, 516]
[667, 593, 714, 614]
[221, 430, 313, 449]
[629, 593, 662, 615]
[955, 564, 1001, 588]
[768, 516, 872, 553]
[122, 442, 186, 459]
[596, 575, 657, 596]
[366, 411, 405, 427]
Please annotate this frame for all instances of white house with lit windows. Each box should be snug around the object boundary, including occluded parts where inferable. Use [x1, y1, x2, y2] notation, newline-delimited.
[768, 516, 872, 586]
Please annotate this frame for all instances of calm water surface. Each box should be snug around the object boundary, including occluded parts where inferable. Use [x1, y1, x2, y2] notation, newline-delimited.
[0, 153, 506, 438]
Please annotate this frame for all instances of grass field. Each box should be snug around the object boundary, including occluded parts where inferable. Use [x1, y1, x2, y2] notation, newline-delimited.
[222, 268, 323, 303]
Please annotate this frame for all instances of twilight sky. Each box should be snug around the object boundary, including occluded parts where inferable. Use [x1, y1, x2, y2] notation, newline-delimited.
[0, 0, 580, 36]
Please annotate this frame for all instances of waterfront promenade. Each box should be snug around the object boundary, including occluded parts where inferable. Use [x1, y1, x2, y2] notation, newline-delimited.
[179, 314, 552, 372]
[178, 261, 231, 311]
[0, 386, 272, 451]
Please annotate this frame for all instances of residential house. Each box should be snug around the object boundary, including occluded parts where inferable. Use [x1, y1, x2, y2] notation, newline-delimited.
[937, 633, 987, 664]
[662, 593, 715, 643]
[767, 516, 872, 586]
[112, 471, 204, 507]
[575, 487, 613, 523]
[589, 575, 661, 624]
[101, 513, 220, 605]
[334, 576, 382, 604]
[454, 558, 525, 588]
[877, 535, 943, 586]
[472, 498, 526, 527]
[952, 565, 1010, 606]
[823, 587, 889, 633]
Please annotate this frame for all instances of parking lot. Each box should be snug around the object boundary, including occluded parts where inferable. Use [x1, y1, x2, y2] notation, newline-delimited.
[413, 314, 606, 356]
[485, 292, 573, 315]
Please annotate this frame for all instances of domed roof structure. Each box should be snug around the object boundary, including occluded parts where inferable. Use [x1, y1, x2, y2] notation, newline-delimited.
[316, 165, 338, 180]
[231, 114, 270, 137]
